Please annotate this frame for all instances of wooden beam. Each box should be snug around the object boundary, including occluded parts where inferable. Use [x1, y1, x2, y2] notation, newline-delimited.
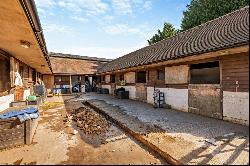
[10, 57, 15, 87]
[69, 75, 72, 93]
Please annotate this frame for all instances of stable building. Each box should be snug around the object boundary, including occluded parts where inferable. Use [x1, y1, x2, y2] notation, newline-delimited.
[0, 0, 52, 111]
[43, 53, 111, 94]
[97, 6, 249, 126]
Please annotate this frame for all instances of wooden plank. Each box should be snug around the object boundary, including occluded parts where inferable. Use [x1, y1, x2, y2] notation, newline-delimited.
[222, 68, 249, 73]
[222, 88, 249, 92]
[222, 80, 249, 83]
[222, 72, 249, 77]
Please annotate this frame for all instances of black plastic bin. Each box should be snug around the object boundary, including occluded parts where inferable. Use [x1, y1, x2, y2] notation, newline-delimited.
[117, 91, 129, 99]
[102, 88, 109, 94]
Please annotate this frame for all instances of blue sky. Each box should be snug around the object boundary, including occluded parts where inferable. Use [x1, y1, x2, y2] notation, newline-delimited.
[35, 0, 191, 59]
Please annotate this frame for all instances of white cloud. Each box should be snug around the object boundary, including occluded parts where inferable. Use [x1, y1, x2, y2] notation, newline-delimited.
[54, 44, 146, 59]
[103, 15, 114, 21]
[111, 0, 152, 15]
[57, 0, 109, 15]
[143, 1, 152, 11]
[37, 7, 55, 17]
[34, 0, 56, 8]
[36, 0, 109, 16]
[58, 1, 66, 7]
[102, 23, 153, 39]
[71, 16, 89, 22]
[37, 7, 46, 15]
[43, 23, 73, 33]
[102, 24, 140, 35]
[112, 0, 132, 15]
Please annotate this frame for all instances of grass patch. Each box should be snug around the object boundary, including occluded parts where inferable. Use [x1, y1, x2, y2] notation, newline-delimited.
[39, 102, 64, 111]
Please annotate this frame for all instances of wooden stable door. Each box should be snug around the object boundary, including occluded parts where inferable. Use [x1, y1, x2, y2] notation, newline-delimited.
[188, 84, 222, 119]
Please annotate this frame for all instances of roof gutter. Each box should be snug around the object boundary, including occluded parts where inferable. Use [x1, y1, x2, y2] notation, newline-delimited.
[18, 0, 52, 73]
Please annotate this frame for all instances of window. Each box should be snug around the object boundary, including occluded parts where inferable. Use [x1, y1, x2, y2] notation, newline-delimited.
[19, 66, 24, 78]
[190, 61, 220, 84]
[111, 74, 116, 83]
[54, 76, 62, 83]
[136, 71, 146, 83]
[101, 75, 105, 82]
[119, 74, 124, 81]
[157, 69, 165, 80]
[54, 75, 70, 85]
[97, 76, 101, 83]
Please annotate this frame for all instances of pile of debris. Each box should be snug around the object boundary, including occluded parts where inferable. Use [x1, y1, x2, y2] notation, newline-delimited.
[71, 106, 111, 135]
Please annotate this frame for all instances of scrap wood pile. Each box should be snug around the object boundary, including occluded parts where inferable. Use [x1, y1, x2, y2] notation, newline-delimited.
[66, 106, 111, 135]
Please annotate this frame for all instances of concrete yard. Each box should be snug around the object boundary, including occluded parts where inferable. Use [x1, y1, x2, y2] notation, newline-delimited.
[78, 93, 249, 165]
[0, 93, 248, 165]
[0, 95, 166, 165]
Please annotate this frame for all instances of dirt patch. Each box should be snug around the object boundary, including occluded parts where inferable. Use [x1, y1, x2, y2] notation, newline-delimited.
[70, 106, 111, 135]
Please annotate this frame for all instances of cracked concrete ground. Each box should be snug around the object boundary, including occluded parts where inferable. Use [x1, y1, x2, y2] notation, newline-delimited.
[77, 92, 249, 165]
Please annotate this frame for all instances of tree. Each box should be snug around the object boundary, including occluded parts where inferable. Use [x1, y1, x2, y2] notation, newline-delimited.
[181, 0, 249, 31]
[148, 22, 179, 45]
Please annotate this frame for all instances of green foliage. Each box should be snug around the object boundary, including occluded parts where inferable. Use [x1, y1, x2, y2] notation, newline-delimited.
[148, 22, 179, 45]
[181, 0, 249, 31]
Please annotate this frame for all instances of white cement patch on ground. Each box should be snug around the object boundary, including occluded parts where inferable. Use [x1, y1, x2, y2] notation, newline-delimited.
[223, 91, 249, 126]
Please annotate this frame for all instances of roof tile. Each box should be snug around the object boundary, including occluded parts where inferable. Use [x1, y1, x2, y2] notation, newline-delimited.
[98, 6, 249, 73]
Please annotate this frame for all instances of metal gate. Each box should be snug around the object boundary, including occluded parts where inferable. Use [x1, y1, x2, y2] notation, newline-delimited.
[188, 84, 222, 119]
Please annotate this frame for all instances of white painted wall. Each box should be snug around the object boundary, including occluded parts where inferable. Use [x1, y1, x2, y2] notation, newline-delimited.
[117, 86, 136, 99]
[101, 85, 111, 94]
[147, 87, 188, 112]
[0, 94, 14, 112]
[223, 91, 249, 126]
[23, 89, 31, 100]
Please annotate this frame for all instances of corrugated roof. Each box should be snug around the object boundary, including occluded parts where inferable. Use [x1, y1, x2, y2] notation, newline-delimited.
[98, 6, 249, 73]
[49, 52, 112, 62]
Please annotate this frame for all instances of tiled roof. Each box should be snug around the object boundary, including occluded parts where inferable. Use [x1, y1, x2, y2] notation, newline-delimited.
[98, 6, 249, 73]
[49, 52, 112, 62]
